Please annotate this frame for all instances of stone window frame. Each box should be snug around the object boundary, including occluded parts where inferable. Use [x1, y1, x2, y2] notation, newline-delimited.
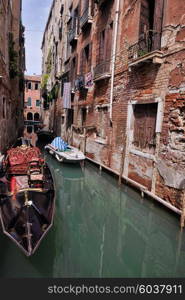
[36, 99, 40, 107]
[123, 98, 163, 176]
[27, 97, 32, 106]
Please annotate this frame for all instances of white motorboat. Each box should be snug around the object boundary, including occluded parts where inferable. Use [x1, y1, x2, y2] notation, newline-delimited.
[45, 137, 85, 163]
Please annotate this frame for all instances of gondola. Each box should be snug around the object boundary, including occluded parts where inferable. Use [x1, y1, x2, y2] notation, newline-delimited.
[0, 141, 55, 256]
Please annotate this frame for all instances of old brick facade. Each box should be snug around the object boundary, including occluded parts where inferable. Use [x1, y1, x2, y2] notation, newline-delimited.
[41, 0, 185, 214]
[24, 75, 41, 124]
[0, 0, 25, 153]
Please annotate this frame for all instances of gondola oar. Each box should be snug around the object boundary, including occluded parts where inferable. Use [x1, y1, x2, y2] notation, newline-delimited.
[31, 202, 49, 225]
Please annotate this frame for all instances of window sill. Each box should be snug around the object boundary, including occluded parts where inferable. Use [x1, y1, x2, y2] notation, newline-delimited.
[94, 138, 108, 145]
[130, 148, 156, 161]
[94, 73, 111, 82]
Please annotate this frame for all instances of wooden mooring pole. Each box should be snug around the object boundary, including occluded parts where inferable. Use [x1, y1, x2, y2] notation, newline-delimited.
[118, 135, 127, 185]
[180, 191, 185, 228]
[83, 127, 87, 155]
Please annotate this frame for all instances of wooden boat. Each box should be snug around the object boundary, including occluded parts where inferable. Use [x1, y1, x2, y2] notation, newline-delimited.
[45, 137, 85, 164]
[0, 142, 55, 256]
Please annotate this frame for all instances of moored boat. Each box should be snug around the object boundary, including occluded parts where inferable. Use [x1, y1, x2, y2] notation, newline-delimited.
[0, 142, 55, 256]
[45, 137, 85, 164]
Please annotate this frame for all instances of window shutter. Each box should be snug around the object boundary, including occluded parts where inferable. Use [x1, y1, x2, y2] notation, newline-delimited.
[75, 53, 78, 77]
[153, 0, 164, 50]
[100, 30, 105, 62]
[96, 32, 101, 64]
[91, 0, 95, 16]
[88, 42, 92, 72]
[69, 60, 73, 81]
[105, 24, 113, 61]
[133, 103, 157, 150]
[139, 0, 150, 38]
[83, 48, 86, 73]
[134, 105, 146, 149]
[145, 104, 157, 147]
[80, 49, 84, 74]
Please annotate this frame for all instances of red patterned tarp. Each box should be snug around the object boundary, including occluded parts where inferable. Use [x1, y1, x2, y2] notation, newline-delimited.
[7, 146, 42, 174]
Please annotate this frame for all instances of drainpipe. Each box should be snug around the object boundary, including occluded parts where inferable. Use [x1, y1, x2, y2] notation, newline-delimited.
[109, 0, 120, 124]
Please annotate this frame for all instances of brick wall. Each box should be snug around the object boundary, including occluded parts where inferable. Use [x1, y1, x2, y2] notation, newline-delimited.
[41, 0, 185, 210]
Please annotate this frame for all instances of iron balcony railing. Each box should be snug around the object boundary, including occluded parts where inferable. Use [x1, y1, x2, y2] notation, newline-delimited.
[94, 60, 111, 80]
[80, 7, 92, 28]
[68, 26, 78, 43]
[128, 31, 161, 61]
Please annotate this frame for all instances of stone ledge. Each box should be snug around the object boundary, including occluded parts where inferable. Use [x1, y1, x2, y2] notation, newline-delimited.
[94, 138, 108, 145]
[128, 50, 164, 69]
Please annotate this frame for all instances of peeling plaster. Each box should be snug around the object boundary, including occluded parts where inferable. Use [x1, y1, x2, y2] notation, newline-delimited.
[157, 159, 185, 190]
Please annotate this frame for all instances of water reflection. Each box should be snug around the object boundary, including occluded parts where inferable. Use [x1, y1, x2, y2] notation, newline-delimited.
[0, 153, 185, 278]
[23, 126, 38, 146]
[47, 156, 185, 278]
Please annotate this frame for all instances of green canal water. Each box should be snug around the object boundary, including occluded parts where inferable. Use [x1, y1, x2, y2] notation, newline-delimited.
[0, 154, 185, 278]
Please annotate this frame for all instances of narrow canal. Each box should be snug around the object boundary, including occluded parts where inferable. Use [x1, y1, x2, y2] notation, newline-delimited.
[0, 146, 185, 277]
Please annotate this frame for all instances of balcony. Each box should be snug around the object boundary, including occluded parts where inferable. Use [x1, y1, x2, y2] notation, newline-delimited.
[80, 7, 93, 29]
[68, 26, 78, 44]
[128, 32, 163, 68]
[63, 59, 71, 74]
[94, 60, 111, 81]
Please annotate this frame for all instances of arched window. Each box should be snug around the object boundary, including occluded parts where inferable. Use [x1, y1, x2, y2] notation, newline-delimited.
[34, 113, 40, 121]
[27, 112, 33, 120]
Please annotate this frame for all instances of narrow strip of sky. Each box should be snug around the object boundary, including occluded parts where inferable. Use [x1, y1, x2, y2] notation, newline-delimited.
[22, 0, 52, 76]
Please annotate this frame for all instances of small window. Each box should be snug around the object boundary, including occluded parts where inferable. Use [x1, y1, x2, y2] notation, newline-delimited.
[66, 109, 74, 129]
[35, 83, 38, 90]
[81, 108, 86, 126]
[60, 4, 64, 15]
[36, 100, 40, 107]
[27, 97, 32, 106]
[28, 82, 32, 89]
[71, 93, 74, 103]
[27, 126, 33, 133]
[80, 43, 92, 74]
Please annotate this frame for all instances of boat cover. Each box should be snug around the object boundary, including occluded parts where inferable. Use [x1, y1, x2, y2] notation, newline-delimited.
[7, 146, 42, 174]
[51, 137, 68, 151]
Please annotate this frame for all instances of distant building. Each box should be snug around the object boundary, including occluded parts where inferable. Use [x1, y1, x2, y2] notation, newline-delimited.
[24, 75, 42, 136]
[0, 0, 25, 152]
[41, 0, 185, 216]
